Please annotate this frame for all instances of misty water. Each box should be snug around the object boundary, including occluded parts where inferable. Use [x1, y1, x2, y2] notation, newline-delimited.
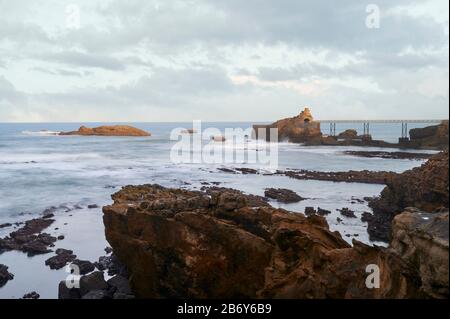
[0, 122, 436, 298]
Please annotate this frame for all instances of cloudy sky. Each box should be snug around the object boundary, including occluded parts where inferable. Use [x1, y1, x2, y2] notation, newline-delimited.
[0, 0, 448, 122]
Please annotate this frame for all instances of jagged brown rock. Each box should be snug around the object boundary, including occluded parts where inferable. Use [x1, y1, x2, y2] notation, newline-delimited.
[391, 209, 449, 299]
[368, 151, 449, 242]
[409, 121, 449, 149]
[338, 129, 358, 139]
[103, 184, 424, 299]
[60, 125, 151, 137]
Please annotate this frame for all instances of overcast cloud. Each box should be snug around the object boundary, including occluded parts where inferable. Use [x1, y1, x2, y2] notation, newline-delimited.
[0, 0, 448, 122]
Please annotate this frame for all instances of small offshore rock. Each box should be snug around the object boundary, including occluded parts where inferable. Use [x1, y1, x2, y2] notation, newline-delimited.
[304, 207, 317, 216]
[45, 249, 77, 270]
[22, 291, 40, 299]
[317, 207, 332, 216]
[264, 188, 305, 203]
[338, 208, 357, 218]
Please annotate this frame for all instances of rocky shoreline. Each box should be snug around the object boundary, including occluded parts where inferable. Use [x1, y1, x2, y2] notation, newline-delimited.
[367, 150, 449, 242]
[0, 150, 448, 299]
[102, 184, 448, 298]
[342, 151, 434, 160]
[217, 166, 398, 185]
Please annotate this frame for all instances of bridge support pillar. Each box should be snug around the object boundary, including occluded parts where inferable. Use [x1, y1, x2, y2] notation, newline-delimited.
[329, 123, 336, 136]
[363, 122, 370, 136]
[401, 122, 409, 139]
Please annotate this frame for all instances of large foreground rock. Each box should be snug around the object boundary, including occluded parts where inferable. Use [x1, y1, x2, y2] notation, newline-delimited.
[368, 151, 449, 242]
[103, 184, 425, 299]
[60, 125, 151, 137]
[391, 209, 449, 299]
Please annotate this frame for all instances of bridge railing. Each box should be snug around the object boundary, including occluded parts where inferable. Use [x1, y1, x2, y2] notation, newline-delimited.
[316, 119, 447, 138]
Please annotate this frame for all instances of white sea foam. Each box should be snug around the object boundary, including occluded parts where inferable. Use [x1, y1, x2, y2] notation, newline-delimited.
[22, 130, 61, 136]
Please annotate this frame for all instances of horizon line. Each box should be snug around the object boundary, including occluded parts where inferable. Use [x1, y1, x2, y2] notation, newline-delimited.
[0, 119, 448, 124]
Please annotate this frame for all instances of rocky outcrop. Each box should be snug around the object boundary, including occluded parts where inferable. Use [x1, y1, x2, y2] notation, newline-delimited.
[408, 121, 449, 149]
[58, 271, 134, 299]
[215, 167, 397, 185]
[22, 292, 40, 299]
[0, 216, 56, 256]
[391, 209, 449, 299]
[368, 151, 449, 242]
[45, 249, 77, 270]
[338, 129, 358, 139]
[60, 125, 151, 137]
[264, 188, 305, 203]
[343, 151, 433, 160]
[103, 184, 424, 299]
[0, 264, 14, 288]
[280, 169, 397, 185]
[253, 108, 322, 143]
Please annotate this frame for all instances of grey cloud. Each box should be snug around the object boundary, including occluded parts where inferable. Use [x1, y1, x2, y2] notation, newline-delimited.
[43, 51, 127, 71]
[36, 66, 235, 107]
[0, 20, 51, 44]
[0, 76, 26, 105]
[62, 0, 446, 55]
[31, 67, 93, 77]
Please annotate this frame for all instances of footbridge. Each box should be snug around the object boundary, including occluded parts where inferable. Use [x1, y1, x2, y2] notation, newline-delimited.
[317, 119, 447, 138]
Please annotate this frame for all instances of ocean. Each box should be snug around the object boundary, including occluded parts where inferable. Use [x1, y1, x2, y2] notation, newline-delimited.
[0, 122, 436, 298]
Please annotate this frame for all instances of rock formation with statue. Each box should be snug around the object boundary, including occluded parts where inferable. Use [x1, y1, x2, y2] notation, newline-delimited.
[253, 107, 322, 143]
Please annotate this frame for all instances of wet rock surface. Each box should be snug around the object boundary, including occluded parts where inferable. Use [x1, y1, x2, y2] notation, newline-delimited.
[304, 207, 331, 216]
[103, 184, 425, 299]
[279, 169, 397, 185]
[0, 264, 14, 288]
[94, 255, 127, 277]
[58, 271, 135, 299]
[391, 209, 449, 298]
[45, 249, 77, 270]
[0, 216, 56, 256]
[343, 151, 433, 160]
[338, 208, 357, 218]
[264, 188, 306, 203]
[216, 167, 397, 185]
[72, 259, 96, 275]
[22, 291, 40, 299]
[368, 151, 449, 242]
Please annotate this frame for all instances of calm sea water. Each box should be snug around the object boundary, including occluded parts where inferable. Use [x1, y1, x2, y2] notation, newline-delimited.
[0, 122, 435, 298]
